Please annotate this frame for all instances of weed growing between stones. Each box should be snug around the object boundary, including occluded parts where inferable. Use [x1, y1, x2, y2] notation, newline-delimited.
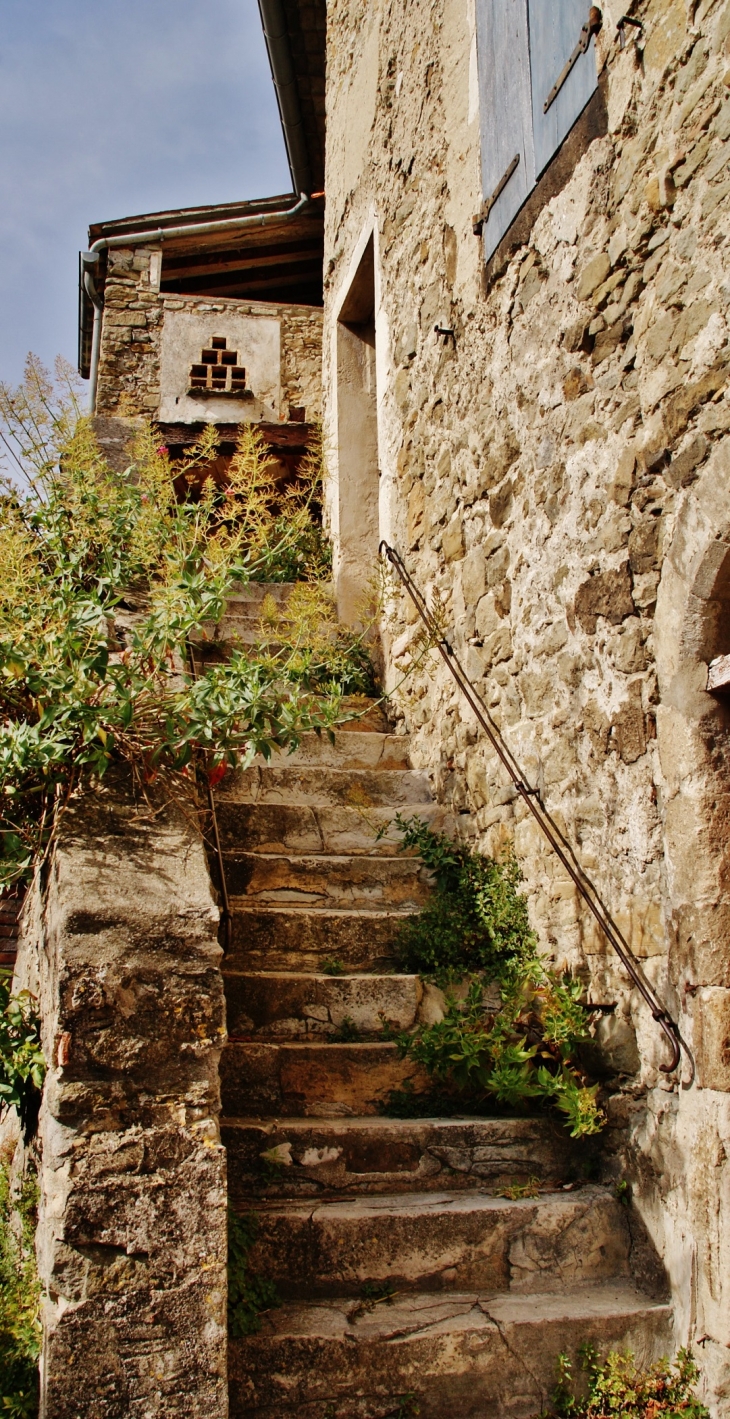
[0, 975, 45, 1143]
[227, 1209, 280, 1337]
[390, 819, 605, 1138]
[540, 1345, 709, 1418]
[0, 358, 364, 893]
[0, 1163, 41, 1417]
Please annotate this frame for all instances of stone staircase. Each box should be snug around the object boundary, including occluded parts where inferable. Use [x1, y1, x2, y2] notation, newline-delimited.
[213, 582, 672, 1419]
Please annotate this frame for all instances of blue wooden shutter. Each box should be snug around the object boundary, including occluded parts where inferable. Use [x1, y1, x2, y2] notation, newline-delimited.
[476, 0, 535, 262]
[528, 0, 599, 179]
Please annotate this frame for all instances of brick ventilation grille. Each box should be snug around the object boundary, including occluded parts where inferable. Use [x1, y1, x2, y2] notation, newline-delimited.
[188, 335, 248, 396]
[0, 890, 26, 971]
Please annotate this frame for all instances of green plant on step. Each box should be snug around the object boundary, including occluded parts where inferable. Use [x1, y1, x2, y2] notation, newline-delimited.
[390, 815, 537, 982]
[397, 973, 604, 1138]
[227, 1208, 280, 1337]
[0, 1163, 41, 1417]
[390, 819, 605, 1138]
[497, 1175, 541, 1200]
[540, 1345, 709, 1418]
[252, 582, 379, 698]
[322, 958, 345, 976]
[332, 1014, 360, 1043]
[0, 974, 45, 1143]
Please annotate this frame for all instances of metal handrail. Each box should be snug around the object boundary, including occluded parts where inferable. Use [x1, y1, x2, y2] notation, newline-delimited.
[187, 641, 232, 955]
[380, 540, 691, 1077]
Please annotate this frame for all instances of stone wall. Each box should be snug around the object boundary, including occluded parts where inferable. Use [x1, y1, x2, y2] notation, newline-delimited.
[322, 0, 730, 1408]
[96, 256, 323, 426]
[14, 773, 228, 1419]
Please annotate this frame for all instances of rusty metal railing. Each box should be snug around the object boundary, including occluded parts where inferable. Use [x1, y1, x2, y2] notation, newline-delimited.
[380, 540, 691, 1077]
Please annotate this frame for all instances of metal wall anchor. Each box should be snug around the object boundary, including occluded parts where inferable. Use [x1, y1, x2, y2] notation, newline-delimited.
[617, 14, 643, 49]
[544, 7, 602, 114]
[472, 153, 520, 235]
[434, 325, 456, 346]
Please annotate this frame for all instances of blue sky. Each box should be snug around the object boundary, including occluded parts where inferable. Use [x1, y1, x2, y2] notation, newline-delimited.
[0, 0, 291, 386]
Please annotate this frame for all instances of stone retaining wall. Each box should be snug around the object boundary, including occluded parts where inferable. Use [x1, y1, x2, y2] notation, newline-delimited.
[322, 0, 730, 1407]
[14, 773, 228, 1419]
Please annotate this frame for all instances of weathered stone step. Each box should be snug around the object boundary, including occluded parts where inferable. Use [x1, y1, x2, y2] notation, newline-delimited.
[238, 1186, 631, 1300]
[224, 970, 430, 1039]
[217, 764, 433, 809]
[259, 731, 413, 771]
[223, 1115, 578, 1201]
[220, 1040, 428, 1117]
[228, 1282, 672, 1418]
[228, 906, 405, 971]
[226, 581, 302, 605]
[217, 801, 442, 857]
[223, 852, 432, 910]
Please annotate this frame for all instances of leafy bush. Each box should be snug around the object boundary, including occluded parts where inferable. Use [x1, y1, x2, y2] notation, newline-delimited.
[543, 1345, 709, 1418]
[0, 975, 45, 1141]
[391, 815, 537, 981]
[228, 1208, 280, 1337]
[0, 1164, 41, 1417]
[254, 584, 378, 697]
[399, 972, 604, 1137]
[391, 819, 605, 1137]
[0, 358, 355, 893]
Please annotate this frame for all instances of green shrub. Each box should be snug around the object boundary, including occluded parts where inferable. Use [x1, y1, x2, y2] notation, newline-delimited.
[0, 1164, 41, 1417]
[0, 975, 45, 1142]
[391, 818, 605, 1137]
[543, 1345, 709, 1418]
[391, 815, 537, 981]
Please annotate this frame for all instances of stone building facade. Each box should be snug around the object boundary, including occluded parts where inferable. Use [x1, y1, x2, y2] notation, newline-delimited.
[94, 248, 323, 429]
[319, 0, 730, 1407]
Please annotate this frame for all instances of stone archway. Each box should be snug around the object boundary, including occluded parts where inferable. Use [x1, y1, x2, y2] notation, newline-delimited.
[655, 442, 730, 1082]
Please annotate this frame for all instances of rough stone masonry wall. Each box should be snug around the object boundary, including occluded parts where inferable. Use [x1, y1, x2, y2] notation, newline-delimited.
[95, 247, 323, 424]
[323, 0, 730, 1408]
[14, 773, 228, 1419]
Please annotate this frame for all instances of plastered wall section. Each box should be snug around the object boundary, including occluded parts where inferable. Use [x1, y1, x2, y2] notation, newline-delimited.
[13, 773, 228, 1419]
[322, 0, 730, 1409]
[95, 247, 323, 424]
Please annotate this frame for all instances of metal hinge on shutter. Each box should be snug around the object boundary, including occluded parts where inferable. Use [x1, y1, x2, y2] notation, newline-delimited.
[543, 6, 602, 113]
[472, 153, 521, 235]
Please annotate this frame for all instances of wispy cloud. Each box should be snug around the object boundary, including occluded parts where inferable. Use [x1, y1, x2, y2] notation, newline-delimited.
[0, 0, 290, 383]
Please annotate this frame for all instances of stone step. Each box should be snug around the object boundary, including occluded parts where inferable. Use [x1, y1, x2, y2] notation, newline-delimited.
[226, 581, 302, 605]
[228, 1282, 672, 1418]
[227, 906, 405, 972]
[222, 852, 432, 910]
[237, 1186, 631, 1301]
[217, 764, 433, 809]
[220, 1040, 429, 1118]
[224, 970, 432, 1039]
[257, 731, 413, 771]
[216, 801, 442, 857]
[223, 1115, 578, 1201]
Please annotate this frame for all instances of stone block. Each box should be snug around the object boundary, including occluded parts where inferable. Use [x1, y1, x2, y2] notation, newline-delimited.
[693, 988, 730, 1090]
[461, 547, 487, 606]
[629, 518, 660, 575]
[442, 515, 465, 562]
[577, 253, 611, 301]
[574, 566, 635, 634]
